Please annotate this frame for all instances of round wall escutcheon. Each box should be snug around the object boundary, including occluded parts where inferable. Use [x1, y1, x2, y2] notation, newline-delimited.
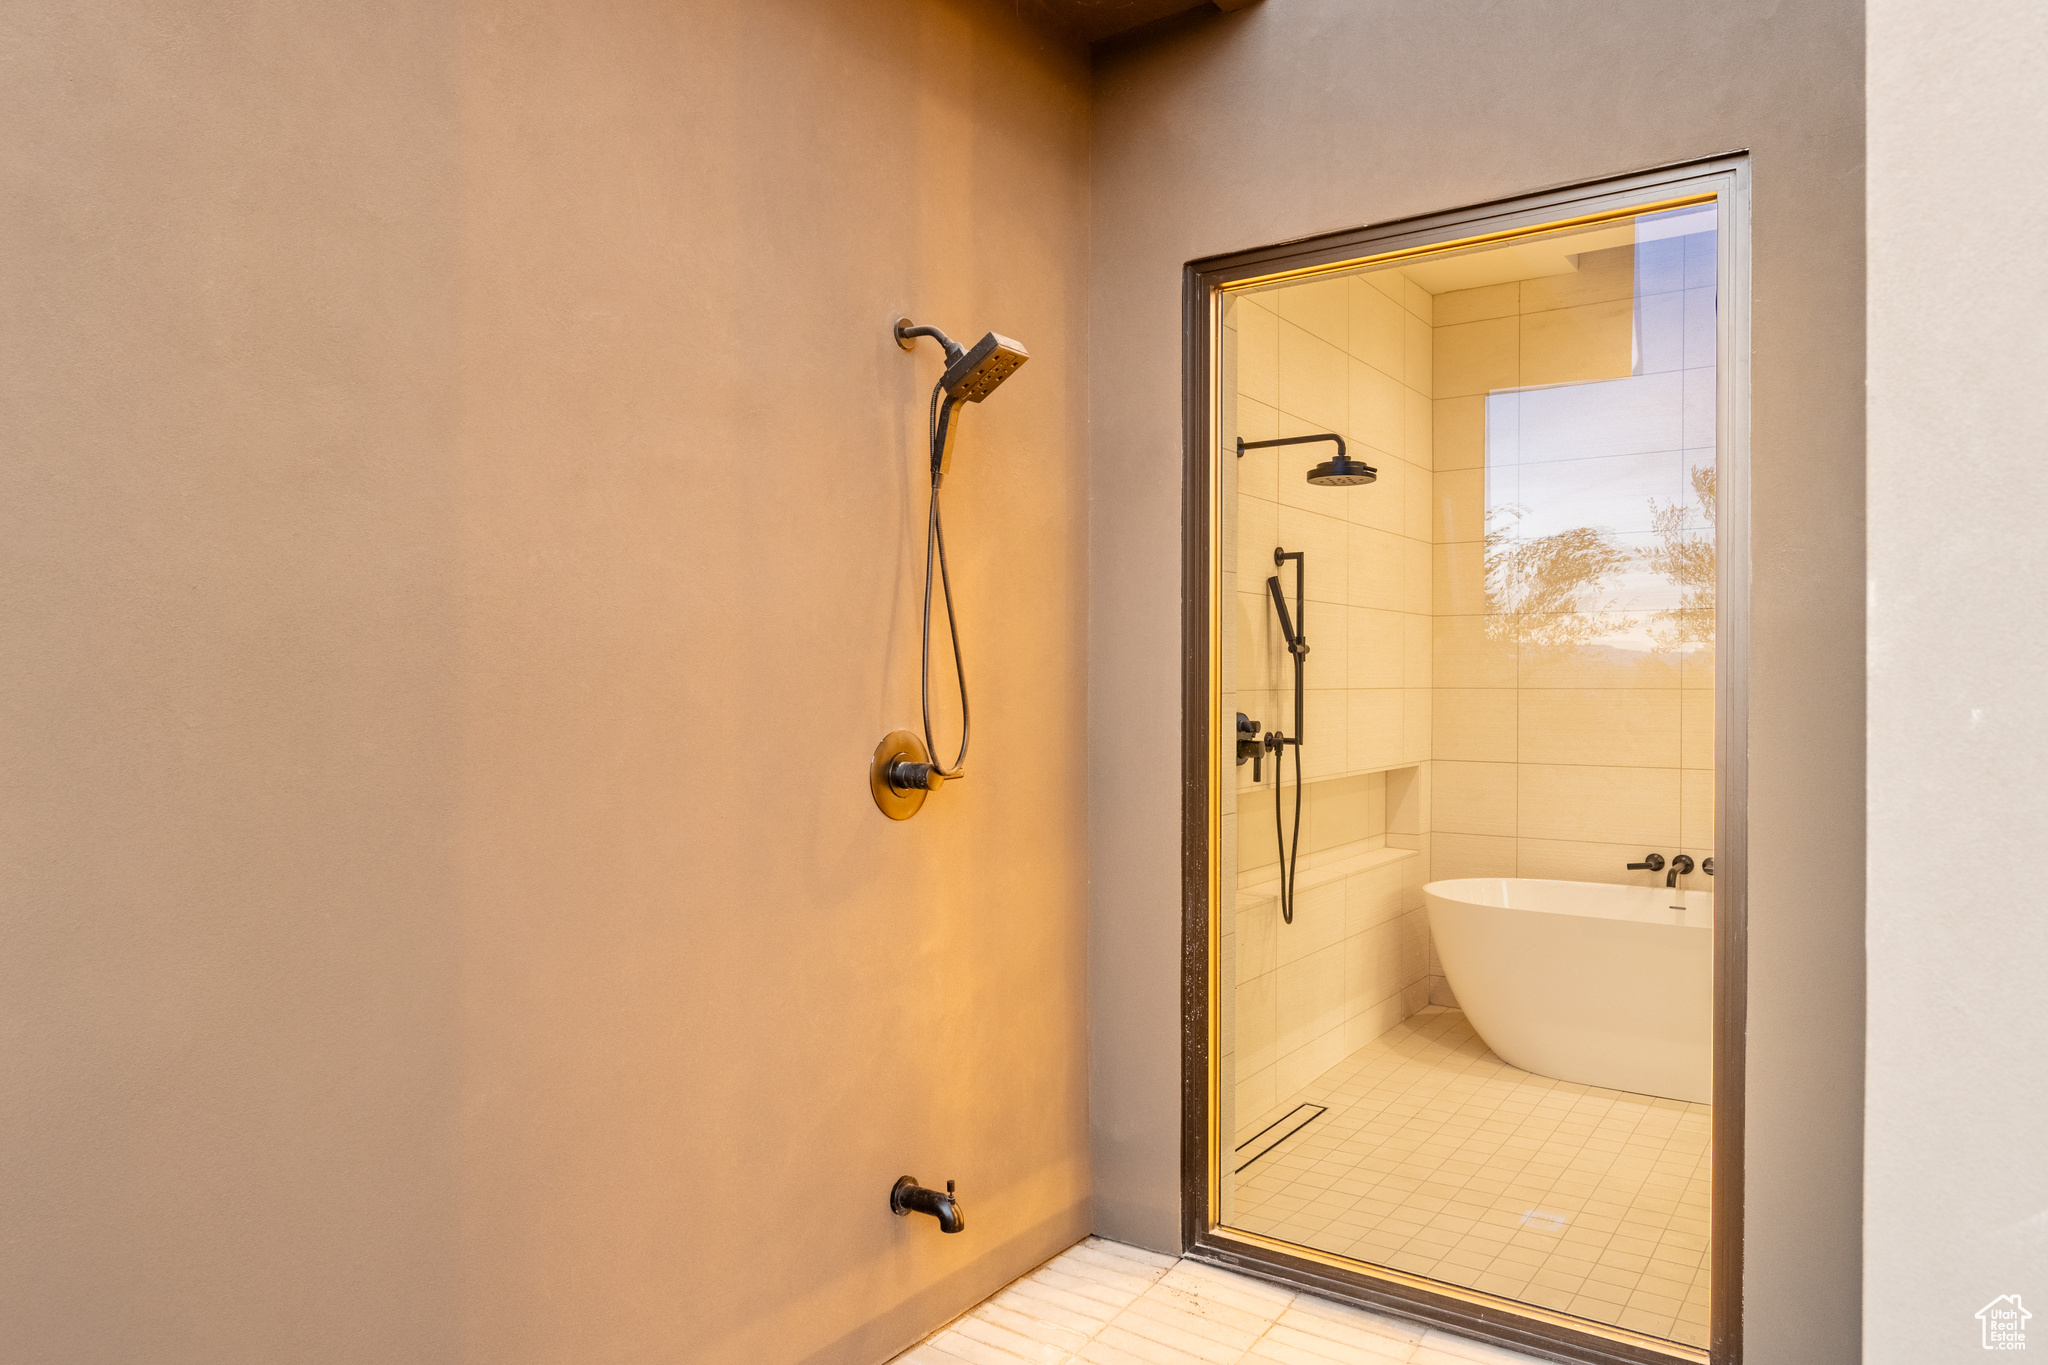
[870, 729, 930, 820]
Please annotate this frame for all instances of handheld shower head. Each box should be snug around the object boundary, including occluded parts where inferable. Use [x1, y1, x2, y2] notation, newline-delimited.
[894, 319, 1031, 477]
[941, 332, 1029, 402]
[895, 320, 1030, 402]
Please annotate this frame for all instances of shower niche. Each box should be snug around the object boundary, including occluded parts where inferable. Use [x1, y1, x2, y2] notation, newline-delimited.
[1196, 166, 1744, 1365]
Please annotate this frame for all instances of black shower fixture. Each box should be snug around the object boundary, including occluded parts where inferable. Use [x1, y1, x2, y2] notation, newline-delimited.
[1238, 432, 1377, 486]
[870, 318, 1030, 821]
[896, 319, 1028, 478]
[1266, 546, 1307, 925]
[1231, 429, 1370, 926]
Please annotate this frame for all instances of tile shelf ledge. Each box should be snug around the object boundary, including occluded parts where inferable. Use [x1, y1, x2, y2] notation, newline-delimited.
[1237, 838, 1416, 900]
[1232, 758, 1424, 796]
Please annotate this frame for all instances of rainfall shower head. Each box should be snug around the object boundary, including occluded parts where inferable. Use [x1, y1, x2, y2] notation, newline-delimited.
[1306, 453, 1376, 486]
[1238, 433, 1376, 487]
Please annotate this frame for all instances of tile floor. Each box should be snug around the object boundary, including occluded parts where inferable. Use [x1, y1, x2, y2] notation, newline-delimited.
[1228, 1009, 1712, 1347]
[892, 1237, 1548, 1365]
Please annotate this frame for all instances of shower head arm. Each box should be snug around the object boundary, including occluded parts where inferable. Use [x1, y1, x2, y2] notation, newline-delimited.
[894, 319, 966, 367]
[1237, 433, 1346, 460]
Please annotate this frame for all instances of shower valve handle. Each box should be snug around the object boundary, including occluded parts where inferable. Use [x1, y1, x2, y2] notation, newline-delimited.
[1627, 853, 1666, 872]
[887, 760, 944, 793]
[1235, 713, 1265, 780]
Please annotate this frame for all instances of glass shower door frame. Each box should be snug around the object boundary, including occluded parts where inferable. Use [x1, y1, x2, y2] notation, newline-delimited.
[1178, 155, 1751, 1365]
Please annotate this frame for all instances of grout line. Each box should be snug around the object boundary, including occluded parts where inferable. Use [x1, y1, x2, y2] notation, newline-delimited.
[1217, 1010, 1709, 1346]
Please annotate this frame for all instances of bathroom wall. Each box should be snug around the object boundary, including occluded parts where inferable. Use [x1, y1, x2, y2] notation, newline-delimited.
[1221, 271, 1435, 1137]
[1227, 772, 1431, 1136]
[1222, 232, 1724, 1132]
[0, 2, 1091, 1363]
[1428, 240, 1718, 893]
[1865, 0, 2048, 1357]
[1230, 274, 1435, 787]
[1089, 6, 1868, 1362]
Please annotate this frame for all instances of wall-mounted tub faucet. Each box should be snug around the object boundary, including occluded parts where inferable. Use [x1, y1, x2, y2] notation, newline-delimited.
[891, 1176, 965, 1234]
[1667, 854, 1695, 888]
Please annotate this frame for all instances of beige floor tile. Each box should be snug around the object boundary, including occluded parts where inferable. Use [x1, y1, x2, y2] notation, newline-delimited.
[1615, 1309, 1677, 1339]
[1221, 1010, 1716, 1345]
[1668, 1320, 1709, 1348]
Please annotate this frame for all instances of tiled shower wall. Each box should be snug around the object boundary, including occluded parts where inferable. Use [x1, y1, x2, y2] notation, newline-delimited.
[1221, 228, 1718, 1153]
[1222, 271, 1436, 1142]
[1428, 239, 1718, 893]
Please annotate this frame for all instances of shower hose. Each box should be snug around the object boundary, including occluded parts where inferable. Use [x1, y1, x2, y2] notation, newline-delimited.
[919, 380, 970, 781]
[1276, 736, 1300, 924]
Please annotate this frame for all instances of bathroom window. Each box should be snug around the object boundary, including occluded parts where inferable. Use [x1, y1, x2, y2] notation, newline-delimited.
[1188, 161, 1747, 1365]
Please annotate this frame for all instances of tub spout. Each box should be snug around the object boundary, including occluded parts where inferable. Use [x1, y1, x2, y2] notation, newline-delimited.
[891, 1176, 965, 1233]
[1667, 854, 1694, 887]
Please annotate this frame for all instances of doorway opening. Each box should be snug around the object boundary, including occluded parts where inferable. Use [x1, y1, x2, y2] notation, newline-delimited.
[1182, 158, 1749, 1365]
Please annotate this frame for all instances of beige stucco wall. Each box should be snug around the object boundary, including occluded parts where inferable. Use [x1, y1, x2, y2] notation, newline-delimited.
[1087, 4, 1866, 1363]
[1866, 2, 2048, 1360]
[0, 3, 1090, 1362]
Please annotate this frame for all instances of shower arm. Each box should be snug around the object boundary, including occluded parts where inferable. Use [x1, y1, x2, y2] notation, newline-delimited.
[1238, 432, 1347, 461]
[896, 321, 965, 367]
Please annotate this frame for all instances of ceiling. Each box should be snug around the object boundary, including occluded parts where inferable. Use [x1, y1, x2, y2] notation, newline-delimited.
[1001, 0, 1259, 46]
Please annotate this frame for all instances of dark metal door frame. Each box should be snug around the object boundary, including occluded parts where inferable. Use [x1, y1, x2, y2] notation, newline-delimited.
[1179, 153, 1751, 1365]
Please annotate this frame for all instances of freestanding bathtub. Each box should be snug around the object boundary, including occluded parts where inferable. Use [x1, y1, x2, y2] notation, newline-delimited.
[1424, 878, 1712, 1104]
